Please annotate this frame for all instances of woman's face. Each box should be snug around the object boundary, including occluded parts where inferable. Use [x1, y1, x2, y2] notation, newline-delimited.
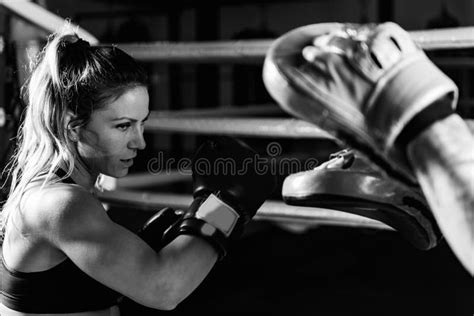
[77, 86, 149, 178]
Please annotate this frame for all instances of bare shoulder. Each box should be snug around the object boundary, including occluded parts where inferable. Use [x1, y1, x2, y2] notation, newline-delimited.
[23, 182, 107, 240]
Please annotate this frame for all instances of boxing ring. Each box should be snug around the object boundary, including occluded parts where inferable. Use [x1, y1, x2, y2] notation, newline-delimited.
[2, 0, 473, 232]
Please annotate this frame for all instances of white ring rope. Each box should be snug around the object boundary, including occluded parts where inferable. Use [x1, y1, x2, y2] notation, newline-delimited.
[145, 112, 473, 139]
[115, 27, 474, 63]
[97, 189, 393, 231]
[115, 39, 274, 63]
[410, 27, 474, 50]
[146, 116, 334, 139]
[0, 0, 99, 45]
[146, 106, 332, 138]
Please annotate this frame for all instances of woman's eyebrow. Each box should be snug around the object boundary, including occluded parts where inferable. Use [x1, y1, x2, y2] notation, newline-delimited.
[112, 111, 150, 122]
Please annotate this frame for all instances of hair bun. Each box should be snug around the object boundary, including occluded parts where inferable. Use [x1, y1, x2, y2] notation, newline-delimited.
[60, 34, 90, 53]
[71, 38, 90, 50]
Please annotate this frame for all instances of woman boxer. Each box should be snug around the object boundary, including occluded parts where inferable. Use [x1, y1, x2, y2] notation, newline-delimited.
[0, 27, 275, 315]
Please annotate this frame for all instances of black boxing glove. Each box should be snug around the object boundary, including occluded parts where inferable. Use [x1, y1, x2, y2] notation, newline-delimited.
[163, 137, 277, 259]
[137, 207, 184, 252]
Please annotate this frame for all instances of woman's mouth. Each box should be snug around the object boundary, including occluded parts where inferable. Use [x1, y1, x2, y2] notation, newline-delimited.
[121, 159, 134, 167]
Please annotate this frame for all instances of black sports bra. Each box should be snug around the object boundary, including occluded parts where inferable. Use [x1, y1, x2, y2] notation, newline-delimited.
[0, 169, 121, 313]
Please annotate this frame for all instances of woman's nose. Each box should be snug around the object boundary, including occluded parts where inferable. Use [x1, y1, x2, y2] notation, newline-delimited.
[129, 128, 146, 150]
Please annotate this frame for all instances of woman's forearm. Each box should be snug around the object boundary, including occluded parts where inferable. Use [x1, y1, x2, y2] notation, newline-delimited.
[156, 235, 218, 307]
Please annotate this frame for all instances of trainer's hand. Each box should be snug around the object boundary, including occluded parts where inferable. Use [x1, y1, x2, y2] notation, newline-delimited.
[263, 22, 457, 184]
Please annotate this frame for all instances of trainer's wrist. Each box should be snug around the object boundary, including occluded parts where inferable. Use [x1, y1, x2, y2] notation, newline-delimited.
[396, 98, 455, 154]
[406, 114, 464, 170]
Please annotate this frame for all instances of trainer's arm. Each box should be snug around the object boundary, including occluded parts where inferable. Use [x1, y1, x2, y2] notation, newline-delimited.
[407, 114, 474, 276]
[41, 186, 218, 310]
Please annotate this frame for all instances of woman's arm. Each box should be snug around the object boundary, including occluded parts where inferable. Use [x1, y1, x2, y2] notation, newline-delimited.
[35, 185, 218, 310]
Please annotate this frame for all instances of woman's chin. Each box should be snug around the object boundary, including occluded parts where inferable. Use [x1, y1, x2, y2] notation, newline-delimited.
[100, 168, 129, 179]
[112, 169, 129, 178]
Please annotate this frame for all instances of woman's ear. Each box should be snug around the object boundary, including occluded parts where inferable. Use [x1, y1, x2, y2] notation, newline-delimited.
[65, 111, 79, 142]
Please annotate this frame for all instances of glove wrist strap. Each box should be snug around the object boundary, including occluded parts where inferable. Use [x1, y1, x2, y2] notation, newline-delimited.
[395, 98, 454, 153]
[167, 194, 241, 260]
[178, 217, 229, 260]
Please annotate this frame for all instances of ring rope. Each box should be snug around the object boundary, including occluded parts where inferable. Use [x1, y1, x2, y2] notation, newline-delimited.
[0, 0, 99, 45]
[114, 40, 273, 63]
[97, 189, 393, 231]
[146, 116, 334, 139]
[410, 27, 474, 50]
[115, 27, 474, 63]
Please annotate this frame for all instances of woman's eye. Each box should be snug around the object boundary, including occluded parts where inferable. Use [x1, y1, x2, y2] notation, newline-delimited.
[116, 123, 131, 131]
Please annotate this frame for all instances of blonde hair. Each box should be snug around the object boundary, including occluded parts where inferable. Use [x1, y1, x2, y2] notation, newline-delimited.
[1, 27, 147, 240]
